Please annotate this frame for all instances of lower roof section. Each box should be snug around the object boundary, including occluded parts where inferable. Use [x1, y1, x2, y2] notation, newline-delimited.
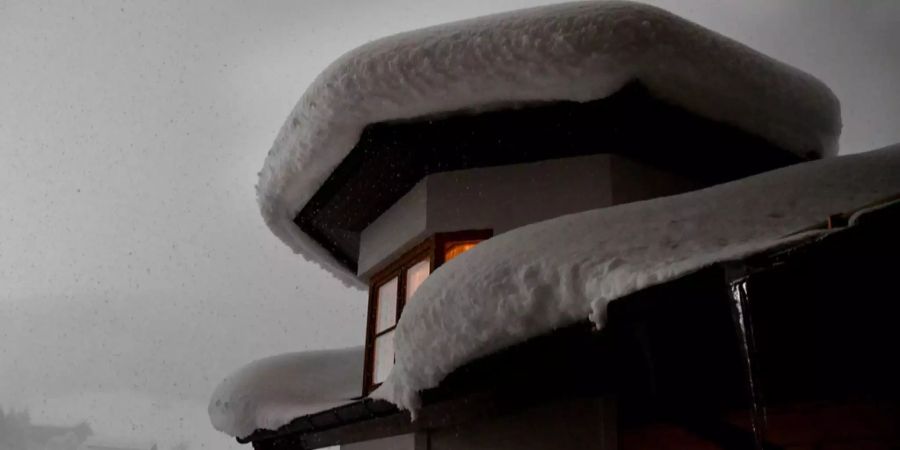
[243, 202, 900, 449]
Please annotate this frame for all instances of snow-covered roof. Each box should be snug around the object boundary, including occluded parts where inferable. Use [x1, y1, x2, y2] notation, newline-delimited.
[208, 347, 363, 438]
[257, 1, 841, 288]
[372, 144, 900, 413]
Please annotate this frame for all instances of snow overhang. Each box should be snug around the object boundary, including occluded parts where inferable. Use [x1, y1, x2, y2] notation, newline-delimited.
[257, 1, 842, 288]
[239, 199, 900, 448]
[372, 146, 900, 412]
[209, 347, 364, 439]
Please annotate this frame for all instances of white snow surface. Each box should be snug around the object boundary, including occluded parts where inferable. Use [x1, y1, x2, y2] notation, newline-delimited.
[258, 1, 841, 288]
[372, 145, 900, 413]
[209, 347, 363, 438]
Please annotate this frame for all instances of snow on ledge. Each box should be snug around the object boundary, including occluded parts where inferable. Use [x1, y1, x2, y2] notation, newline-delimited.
[372, 145, 900, 413]
[208, 347, 363, 438]
[257, 1, 841, 289]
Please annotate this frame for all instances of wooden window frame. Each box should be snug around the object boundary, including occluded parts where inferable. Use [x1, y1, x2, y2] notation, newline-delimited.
[363, 229, 493, 394]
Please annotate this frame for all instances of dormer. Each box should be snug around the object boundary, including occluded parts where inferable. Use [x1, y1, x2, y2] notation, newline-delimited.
[254, 1, 840, 396]
[290, 85, 827, 393]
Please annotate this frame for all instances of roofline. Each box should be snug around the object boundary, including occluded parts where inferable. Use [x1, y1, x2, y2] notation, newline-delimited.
[257, 1, 840, 287]
[239, 200, 900, 448]
[292, 83, 808, 279]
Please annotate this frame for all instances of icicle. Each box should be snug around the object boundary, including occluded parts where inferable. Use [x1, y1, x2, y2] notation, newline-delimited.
[729, 278, 768, 450]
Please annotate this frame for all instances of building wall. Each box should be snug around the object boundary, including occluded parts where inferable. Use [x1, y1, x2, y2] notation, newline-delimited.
[423, 154, 614, 238]
[429, 398, 616, 450]
[358, 180, 429, 278]
[358, 155, 615, 279]
[342, 433, 424, 450]
[341, 398, 614, 450]
[620, 401, 900, 449]
[609, 156, 700, 205]
[357, 154, 699, 280]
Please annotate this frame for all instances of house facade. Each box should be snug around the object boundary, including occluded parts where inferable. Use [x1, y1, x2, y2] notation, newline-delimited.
[210, 2, 900, 449]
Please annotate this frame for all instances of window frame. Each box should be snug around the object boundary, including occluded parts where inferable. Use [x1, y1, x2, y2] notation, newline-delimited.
[363, 229, 492, 394]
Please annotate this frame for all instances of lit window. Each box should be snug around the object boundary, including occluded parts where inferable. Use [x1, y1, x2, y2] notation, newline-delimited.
[375, 277, 398, 333]
[373, 330, 395, 384]
[405, 259, 430, 301]
[365, 230, 491, 393]
[444, 240, 480, 262]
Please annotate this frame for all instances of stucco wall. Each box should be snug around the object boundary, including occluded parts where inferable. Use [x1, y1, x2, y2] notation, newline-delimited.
[357, 154, 699, 280]
[424, 154, 614, 236]
[609, 156, 700, 204]
[358, 180, 429, 278]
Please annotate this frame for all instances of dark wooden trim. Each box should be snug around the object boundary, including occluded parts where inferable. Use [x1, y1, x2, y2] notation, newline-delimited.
[374, 326, 395, 339]
[396, 267, 407, 327]
[362, 229, 493, 395]
[368, 238, 435, 289]
[362, 281, 378, 392]
[363, 239, 434, 394]
[396, 249, 433, 308]
[363, 272, 408, 392]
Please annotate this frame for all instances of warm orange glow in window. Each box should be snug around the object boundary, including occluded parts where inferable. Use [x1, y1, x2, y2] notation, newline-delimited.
[366, 231, 490, 393]
[444, 240, 481, 262]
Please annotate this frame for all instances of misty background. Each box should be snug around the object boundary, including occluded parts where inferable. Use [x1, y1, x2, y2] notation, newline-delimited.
[2, 1, 898, 449]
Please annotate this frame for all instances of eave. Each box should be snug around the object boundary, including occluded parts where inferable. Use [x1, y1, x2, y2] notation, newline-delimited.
[242, 201, 900, 449]
[295, 82, 805, 276]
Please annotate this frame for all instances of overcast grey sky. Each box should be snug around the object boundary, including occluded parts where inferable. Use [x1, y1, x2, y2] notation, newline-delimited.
[1, 1, 898, 449]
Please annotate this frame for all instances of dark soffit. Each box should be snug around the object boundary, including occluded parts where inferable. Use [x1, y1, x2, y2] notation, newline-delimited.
[294, 82, 808, 274]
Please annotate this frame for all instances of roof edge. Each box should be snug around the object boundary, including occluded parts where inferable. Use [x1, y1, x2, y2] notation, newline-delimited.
[257, 1, 841, 287]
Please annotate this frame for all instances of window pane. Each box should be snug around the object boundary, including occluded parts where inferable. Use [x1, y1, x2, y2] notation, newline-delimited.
[375, 277, 398, 333]
[445, 240, 481, 262]
[405, 259, 430, 301]
[373, 330, 395, 384]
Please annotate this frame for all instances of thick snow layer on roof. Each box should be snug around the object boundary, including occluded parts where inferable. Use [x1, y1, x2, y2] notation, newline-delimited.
[257, 1, 841, 288]
[208, 347, 362, 438]
[372, 145, 900, 413]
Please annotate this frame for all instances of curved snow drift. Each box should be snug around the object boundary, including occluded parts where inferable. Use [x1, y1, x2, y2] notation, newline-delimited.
[209, 347, 363, 438]
[372, 145, 900, 413]
[257, 1, 841, 287]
